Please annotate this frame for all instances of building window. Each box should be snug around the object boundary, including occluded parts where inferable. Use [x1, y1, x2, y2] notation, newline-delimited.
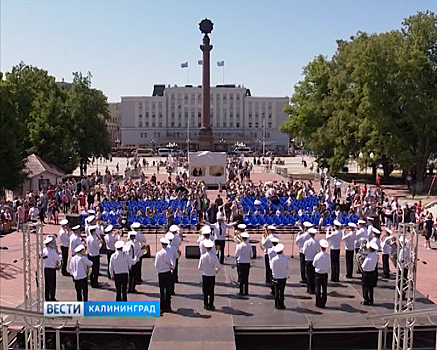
[159, 122, 162, 127]
[268, 122, 272, 128]
[145, 112, 149, 118]
[171, 122, 175, 127]
[223, 122, 227, 127]
[157, 132, 160, 137]
[145, 122, 149, 127]
[267, 133, 270, 138]
[249, 122, 252, 128]
[236, 122, 240, 128]
[152, 122, 155, 127]
[255, 122, 259, 128]
[230, 122, 233, 127]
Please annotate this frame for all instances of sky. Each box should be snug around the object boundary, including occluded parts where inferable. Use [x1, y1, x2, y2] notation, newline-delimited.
[1, 1, 435, 102]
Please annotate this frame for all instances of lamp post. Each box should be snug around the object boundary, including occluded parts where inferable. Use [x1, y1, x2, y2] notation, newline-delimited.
[151, 139, 156, 154]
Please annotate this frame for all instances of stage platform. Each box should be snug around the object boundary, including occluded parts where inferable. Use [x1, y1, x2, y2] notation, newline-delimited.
[49, 253, 437, 350]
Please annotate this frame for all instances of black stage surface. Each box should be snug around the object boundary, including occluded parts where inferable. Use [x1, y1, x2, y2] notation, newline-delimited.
[53, 255, 436, 350]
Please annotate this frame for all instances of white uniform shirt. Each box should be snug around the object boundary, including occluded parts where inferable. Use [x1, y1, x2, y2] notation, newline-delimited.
[267, 246, 277, 261]
[313, 251, 330, 274]
[70, 233, 82, 256]
[235, 241, 253, 263]
[70, 254, 93, 280]
[362, 251, 379, 271]
[155, 248, 175, 273]
[59, 228, 71, 248]
[198, 251, 221, 276]
[109, 250, 135, 276]
[303, 237, 320, 261]
[270, 253, 289, 279]
[29, 207, 39, 221]
[342, 230, 356, 251]
[367, 225, 374, 241]
[296, 231, 310, 253]
[95, 224, 104, 237]
[104, 233, 119, 251]
[370, 236, 381, 251]
[134, 231, 147, 244]
[211, 222, 228, 241]
[124, 240, 141, 260]
[262, 234, 275, 254]
[355, 227, 367, 248]
[200, 238, 216, 255]
[42, 247, 61, 268]
[86, 234, 102, 257]
[326, 229, 342, 250]
[398, 245, 411, 269]
[167, 244, 179, 263]
[172, 234, 182, 250]
[381, 236, 392, 255]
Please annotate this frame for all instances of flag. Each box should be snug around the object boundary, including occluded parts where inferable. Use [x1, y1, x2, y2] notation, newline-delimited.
[181, 61, 188, 68]
[217, 61, 224, 67]
[198, 60, 203, 65]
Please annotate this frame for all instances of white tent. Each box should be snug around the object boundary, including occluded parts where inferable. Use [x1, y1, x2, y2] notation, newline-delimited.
[188, 151, 226, 186]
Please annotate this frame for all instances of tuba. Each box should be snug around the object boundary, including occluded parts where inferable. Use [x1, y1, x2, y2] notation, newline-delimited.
[355, 237, 368, 273]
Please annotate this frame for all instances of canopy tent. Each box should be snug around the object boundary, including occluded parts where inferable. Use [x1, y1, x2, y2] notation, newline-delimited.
[188, 151, 226, 186]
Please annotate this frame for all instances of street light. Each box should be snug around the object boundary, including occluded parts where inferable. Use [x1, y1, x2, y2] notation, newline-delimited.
[369, 152, 374, 159]
[151, 139, 156, 154]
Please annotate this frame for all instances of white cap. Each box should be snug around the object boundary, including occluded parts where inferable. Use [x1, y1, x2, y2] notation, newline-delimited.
[105, 225, 113, 233]
[60, 219, 69, 226]
[131, 222, 141, 229]
[385, 228, 393, 235]
[217, 212, 224, 220]
[115, 241, 124, 249]
[267, 225, 277, 230]
[369, 241, 379, 251]
[303, 221, 313, 228]
[165, 232, 174, 240]
[160, 237, 170, 245]
[333, 220, 342, 227]
[270, 236, 279, 243]
[169, 225, 180, 233]
[308, 227, 318, 235]
[358, 219, 366, 224]
[372, 228, 381, 235]
[237, 224, 247, 230]
[319, 239, 329, 248]
[348, 222, 357, 228]
[274, 243, 284, 253]
[203, 240, 214, 248]
[44, 237, 53, 245]
[128, 231, 137, 237]
[254, 199, 262, 205]
[74, 244, 85, 253]
[86, 215, 95, 223]
[201, 226, 211, 235]
[241, 232, 250, 239]
[72, 225, 80, 230]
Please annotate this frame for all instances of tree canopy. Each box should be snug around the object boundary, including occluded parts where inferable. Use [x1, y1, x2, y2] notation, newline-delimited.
[280, 11, 437, 190]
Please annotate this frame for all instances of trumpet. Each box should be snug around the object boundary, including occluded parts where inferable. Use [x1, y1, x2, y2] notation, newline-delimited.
[178, 249, 182, 258]
[234, 231, 243, 244]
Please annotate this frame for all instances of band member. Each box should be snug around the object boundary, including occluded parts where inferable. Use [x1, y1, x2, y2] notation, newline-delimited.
[58, 219, 71, 276]
[199, 226, 216, 255]
[169, 225, 182, 283]
[398, 236, 410, 299]
[261, 225, 278, 285]
[313, 239, 330, 308]
[70, 225, 82, 257]
[131, 222, 146, 283]
[235, 232, 253, 296]
[86, 225, 102, 288]
[342, 222, 356, 278]
[165, 232, 179, 295]
[42, 237, 61, 301]
[104, 225, 118, 278]
[85, 215, 96, 236]
[381, 228, 393, 278]
[204, 212, 236, 265]
[326, 220, 342, 282]
[124, 231, 141, 293]
[369, 227, 381, 285]
[270, 243, 288, 309]
[303, 228, 319, 294]
[361, 241, 379, 305]
[366, 217, 375, 241]
[155, 237, 175, 315]
[198, 239, 221, 310]
[296, 222, 313, 284]
[109, 240, 136, 301]
[355, 220, 367, 254]
[267, 237, 280, 294]
[70, 244, 93, 301]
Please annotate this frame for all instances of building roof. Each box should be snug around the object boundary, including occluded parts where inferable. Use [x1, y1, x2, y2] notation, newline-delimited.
[24, 154, 66, 178]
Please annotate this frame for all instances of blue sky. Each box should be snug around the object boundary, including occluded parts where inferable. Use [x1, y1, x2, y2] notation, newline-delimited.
[1, 1, 435, 102]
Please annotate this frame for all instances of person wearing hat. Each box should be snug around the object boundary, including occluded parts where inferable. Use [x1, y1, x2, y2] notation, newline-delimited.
[366, 217, 375, 241]
[155, 237, 175, 314]
[198, 239, 221, 310]
[326, 220, 342, 282]
[203, 212, 236, 265]
[381, 228, 393, 278]
[86, 225, 102, 288]
[124, 231, 141, 293]
[104, 225, 119, 279]
[313, 239, 330, 308]
[131, 222, 146, 283]
[369, 227, 381, 286]
[70, 225, 83, 257]
[58, 219, 72, 276]
[199, 226, 216, 255]
[261, 225, 278, 286]
[296, 221, 312, 284]
[42, 237, 62, 301]
[355, 220, 367, 254]
[85, 215, 96, 236]
[165, 232, 179, 295]
[267, 236, 280, 294]
[342, 223, 357, 278]
[70, 244, 93, 301]
[398, 236, 410, 300]
[169, 225, 182, 283]
[109, 240, 136, 301]
[270, 243, 288, 309]
[361, 241, 379, 305]
[303, 228, 319, 294]
[235, 232, 253, 296]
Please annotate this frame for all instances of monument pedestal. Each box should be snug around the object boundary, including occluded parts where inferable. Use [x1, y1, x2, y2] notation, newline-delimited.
[198, 127, 214, 151]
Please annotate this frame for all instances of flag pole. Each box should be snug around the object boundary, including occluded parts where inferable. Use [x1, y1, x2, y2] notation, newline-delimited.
[187, 67, 189, 84]
[222, 65, 225, 85]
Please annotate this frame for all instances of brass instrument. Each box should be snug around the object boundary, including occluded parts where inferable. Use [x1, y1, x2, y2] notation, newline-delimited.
[355, 237, 368, 273]
[178, 249, 182, 258]
[234, 231, 243, 244]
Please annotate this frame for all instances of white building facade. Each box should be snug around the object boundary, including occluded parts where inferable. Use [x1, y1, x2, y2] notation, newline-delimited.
[120, 84, 290, 153]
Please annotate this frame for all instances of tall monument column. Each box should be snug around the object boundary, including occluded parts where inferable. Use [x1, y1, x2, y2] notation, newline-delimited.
[198, 18, 214, 151]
